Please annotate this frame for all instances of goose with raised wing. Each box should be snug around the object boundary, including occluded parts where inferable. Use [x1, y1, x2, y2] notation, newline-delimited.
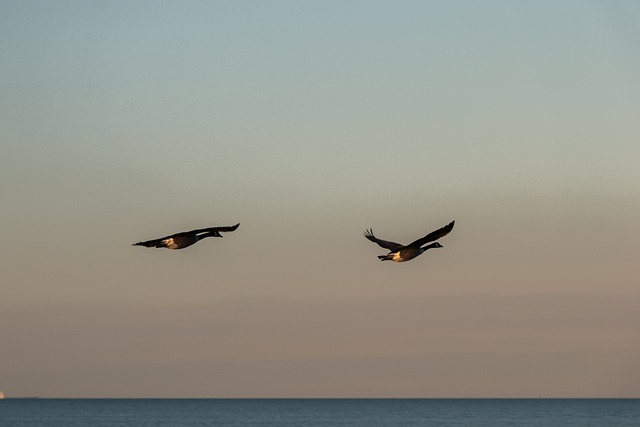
[133, 223, 240, 250]
[364, 220, 454, 262]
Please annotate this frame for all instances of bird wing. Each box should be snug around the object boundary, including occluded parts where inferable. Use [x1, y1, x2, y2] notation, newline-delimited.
[188, 223, 240, 234]
[363, 229, 404, 251]
[407, 220, 455, 248]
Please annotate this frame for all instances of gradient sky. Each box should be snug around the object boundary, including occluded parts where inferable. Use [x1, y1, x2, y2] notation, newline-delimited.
[1, 0, 639, 398]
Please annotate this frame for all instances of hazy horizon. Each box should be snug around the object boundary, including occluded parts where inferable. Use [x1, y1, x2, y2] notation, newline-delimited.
[1, 0, 639, 398]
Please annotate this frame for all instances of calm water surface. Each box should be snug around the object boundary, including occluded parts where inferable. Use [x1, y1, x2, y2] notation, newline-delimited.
[1, 399, 639, 426]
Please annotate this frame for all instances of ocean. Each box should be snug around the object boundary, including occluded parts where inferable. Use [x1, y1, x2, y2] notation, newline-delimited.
[1, 399, 638, 426]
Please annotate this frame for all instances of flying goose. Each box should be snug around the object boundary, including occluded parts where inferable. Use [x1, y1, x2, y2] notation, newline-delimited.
[133, 223, 240, 250]
[364, 220, 454, 262]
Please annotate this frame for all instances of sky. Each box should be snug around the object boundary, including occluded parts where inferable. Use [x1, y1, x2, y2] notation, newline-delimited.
[1, 0, 639, 398]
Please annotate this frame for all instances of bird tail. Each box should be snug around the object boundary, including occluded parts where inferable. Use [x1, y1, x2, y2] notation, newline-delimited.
[133, 241, 158, 248]
[132, 239, 167, 248]
[378, 254, 393, 261]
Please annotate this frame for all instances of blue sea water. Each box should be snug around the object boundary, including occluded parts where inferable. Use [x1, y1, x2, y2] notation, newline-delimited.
[1, 399, 639, 426]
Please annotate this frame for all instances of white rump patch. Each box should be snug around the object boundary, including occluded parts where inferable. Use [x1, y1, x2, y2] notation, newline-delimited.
[163, 238, 180, 249]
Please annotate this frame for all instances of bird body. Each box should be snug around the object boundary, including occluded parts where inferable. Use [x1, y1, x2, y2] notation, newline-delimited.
[376, 241, 443, 262]
[364, 221, 454, 262]
[133, 223, 240, 250]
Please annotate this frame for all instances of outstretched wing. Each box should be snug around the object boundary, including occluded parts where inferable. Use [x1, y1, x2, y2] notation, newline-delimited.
[408, 220, 455, 248]
[188, 223, 240, 235]
[363, 229, 404, 251]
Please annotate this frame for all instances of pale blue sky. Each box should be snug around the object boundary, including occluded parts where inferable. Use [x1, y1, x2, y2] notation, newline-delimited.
[1, 1, 639, 397]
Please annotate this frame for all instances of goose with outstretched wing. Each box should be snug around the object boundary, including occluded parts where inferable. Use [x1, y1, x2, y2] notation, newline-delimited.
[364, 220, 454, 262]
[133, 223, 240, 250]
